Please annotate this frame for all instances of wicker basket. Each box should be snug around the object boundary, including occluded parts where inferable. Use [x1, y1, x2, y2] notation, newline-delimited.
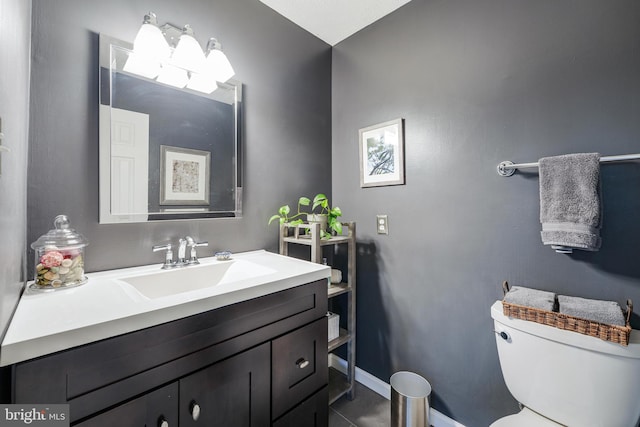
[501, 281, 633, 346]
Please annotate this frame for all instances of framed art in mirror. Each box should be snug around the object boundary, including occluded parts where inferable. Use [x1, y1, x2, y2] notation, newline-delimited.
[160, 145, 211, 206]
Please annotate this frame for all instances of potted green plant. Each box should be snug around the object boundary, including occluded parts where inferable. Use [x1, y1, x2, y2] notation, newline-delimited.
[269, 193, 342, 239]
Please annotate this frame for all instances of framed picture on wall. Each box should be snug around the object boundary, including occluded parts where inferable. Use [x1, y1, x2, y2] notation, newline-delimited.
[160, 145, 211, 205]
[358, 118, 405, 187]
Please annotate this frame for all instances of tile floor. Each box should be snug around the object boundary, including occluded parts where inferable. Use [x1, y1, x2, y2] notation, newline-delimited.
[329, 382, 390, 427]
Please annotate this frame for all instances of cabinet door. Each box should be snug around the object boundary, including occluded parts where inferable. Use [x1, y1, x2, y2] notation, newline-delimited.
[272, 318, 328, 419]
[179, 343, 270, 427]
[74, 382, 178, 427]
[272, 387, 328, 427]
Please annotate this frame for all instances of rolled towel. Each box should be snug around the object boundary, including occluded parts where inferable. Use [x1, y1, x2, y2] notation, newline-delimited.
[504, 286, 556, 311]
[539, 153, 602, 253]
[558, 295, 625, 326]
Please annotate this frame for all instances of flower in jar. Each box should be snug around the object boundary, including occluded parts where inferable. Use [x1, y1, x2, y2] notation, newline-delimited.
[40, 251, 64, 268]
[61, 248, 81, 259]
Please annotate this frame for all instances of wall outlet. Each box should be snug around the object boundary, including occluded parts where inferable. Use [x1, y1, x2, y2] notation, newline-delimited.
[376, 214, 388, 235]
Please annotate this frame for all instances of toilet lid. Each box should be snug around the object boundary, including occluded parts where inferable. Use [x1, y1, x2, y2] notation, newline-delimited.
[490, 407, 562, 427]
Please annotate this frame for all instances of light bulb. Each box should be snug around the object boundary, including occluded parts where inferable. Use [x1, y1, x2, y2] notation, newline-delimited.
[123, 52, 161, 79]
[170, 26, 206, 72]
[186, 72, 218, 94]
[156, 64, 189, 88]
[124, 12, 169, 79]
[205, 48, 235, 83]
[132, 13, 170, 61]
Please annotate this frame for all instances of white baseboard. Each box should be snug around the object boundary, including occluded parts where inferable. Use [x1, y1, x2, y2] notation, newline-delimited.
[329, 355, 466, 427]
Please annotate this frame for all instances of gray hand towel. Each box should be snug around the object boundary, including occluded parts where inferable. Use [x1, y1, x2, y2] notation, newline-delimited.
[503, 286, 556, 311]
[558, 295, 625, 326]
[539, 153, 602, 253]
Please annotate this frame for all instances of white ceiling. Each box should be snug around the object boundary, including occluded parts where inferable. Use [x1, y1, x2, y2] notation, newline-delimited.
[259, 0, 413, 46]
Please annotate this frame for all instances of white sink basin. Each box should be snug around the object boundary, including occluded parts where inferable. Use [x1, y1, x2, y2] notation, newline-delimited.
[120, 259, 276, 299]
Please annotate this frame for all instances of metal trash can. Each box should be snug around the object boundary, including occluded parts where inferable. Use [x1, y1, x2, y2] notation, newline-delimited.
[390, 371, 431, 427]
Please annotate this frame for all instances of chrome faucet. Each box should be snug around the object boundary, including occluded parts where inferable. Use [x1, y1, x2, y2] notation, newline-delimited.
[153, 236, 209, 270]
[154, 237, 208, 269]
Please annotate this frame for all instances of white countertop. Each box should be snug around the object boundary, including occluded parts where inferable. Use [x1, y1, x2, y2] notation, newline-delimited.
[1, 250, 329, 366]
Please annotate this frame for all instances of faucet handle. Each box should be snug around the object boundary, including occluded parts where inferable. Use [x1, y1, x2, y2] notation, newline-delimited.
[185, 236, 208, 247]
[152, 243, 175, 269]
[187, 240, 208, 265]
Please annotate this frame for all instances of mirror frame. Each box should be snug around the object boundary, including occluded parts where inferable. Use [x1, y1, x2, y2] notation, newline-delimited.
[98, 34, 243, 223]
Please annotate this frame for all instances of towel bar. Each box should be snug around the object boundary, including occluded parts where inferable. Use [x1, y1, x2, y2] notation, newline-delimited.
[497, 153, 640, 177]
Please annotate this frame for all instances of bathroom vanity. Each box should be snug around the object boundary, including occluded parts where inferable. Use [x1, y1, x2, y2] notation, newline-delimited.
[1, 250, 330, 426]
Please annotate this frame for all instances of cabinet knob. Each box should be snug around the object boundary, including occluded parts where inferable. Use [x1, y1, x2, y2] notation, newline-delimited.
[158, 416, 169, 427]
[190, 401, 201, 421]
[296, 358, 310, 369]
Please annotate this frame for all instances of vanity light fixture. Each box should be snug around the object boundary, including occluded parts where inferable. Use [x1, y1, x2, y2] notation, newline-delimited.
[170, 25, 206, 72]
[123, 12, 170, 79]
[124, 12, 234, 93]
[204, 38, 235, 83]
[186, 38, 235, 93]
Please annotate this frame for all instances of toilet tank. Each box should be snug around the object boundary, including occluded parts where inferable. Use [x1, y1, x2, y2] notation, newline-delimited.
[491, 301, 640, 427]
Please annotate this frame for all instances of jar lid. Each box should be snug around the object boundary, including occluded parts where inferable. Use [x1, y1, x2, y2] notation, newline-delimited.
[30, 215, 89, 250]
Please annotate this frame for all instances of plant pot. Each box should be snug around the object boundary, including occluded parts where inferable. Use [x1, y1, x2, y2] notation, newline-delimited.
[306, 214, 327, 233]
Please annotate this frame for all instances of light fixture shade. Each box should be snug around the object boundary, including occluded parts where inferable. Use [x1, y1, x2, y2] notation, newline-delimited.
[125, 16, 234, 90]
[206, 49, 235, 83]
[132, 23, 170, 61]
[156, 64, 189, 88]
[186, 72, 218, 94]
[171, 33, 206, 72]
[123, 52, 161, 79]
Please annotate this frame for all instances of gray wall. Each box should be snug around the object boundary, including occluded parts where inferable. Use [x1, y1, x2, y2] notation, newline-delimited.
[0, 0, 30, 342]
[332, 0, 640, 425]
[29, 0, 331, 272]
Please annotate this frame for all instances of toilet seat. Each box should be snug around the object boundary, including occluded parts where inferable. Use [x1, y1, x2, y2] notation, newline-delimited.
[490, 407, 562, 427]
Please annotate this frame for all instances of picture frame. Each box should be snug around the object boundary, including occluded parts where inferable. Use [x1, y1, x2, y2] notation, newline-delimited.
[358, 118, 405, 187]
[160, 145, 211, 205]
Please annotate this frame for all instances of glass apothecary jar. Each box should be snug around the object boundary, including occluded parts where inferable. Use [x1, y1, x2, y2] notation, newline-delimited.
[30, 215, 88, 291]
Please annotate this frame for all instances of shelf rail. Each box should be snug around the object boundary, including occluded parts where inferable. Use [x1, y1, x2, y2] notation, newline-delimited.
[497, 153, 640, 177]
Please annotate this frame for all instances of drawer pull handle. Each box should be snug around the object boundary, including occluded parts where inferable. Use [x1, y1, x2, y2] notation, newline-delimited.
[190, 401, 201, 421]
[296, 358, 310, 369]
[158, 416, 169, 427]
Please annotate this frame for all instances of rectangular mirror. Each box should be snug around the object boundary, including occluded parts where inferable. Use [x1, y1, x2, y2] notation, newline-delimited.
[99, 34, 242, 223]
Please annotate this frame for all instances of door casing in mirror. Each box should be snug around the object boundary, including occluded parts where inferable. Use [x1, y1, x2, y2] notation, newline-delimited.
[99, 34, 242, 223]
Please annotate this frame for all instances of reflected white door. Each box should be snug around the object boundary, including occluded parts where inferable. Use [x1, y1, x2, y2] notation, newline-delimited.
[99, 106, 149, 223]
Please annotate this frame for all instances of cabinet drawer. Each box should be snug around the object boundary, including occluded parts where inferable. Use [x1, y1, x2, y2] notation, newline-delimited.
[75, 382, 178, 427]
[272, 318, 328, 419]
[273, 386, 328, 427]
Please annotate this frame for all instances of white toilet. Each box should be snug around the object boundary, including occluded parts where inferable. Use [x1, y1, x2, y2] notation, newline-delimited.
[490, 301, 640, 427]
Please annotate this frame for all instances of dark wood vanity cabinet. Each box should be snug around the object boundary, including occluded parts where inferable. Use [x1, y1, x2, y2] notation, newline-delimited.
[9, 279, 328, 426]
